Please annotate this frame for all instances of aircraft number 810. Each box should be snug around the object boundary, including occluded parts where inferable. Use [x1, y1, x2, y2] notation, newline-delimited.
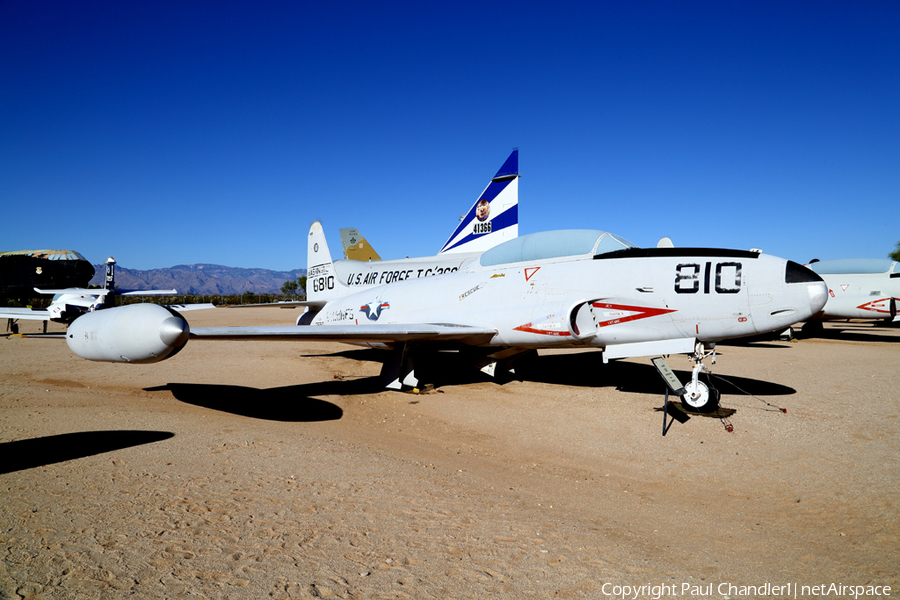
[675, 262, 742, 294]
[313, 276, 335, 292]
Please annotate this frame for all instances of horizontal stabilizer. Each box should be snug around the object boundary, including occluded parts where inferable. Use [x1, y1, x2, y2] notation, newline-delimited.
[34, 287, 101, 296]
[492, 151, 519, 181]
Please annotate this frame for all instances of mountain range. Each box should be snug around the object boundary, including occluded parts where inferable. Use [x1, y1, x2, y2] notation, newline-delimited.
[89, 263, 306, 296]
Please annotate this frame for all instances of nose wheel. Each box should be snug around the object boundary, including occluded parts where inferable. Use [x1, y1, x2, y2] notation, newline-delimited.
[681, 379, 720, 413]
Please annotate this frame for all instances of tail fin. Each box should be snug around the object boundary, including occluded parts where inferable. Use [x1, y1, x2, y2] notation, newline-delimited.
[306, 221, 341, 304]
[439, 149, 519, 254]
[339, 227, 382, 261]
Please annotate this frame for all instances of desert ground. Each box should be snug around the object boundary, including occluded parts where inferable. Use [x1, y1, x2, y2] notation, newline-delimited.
[1, 307, 898, 599]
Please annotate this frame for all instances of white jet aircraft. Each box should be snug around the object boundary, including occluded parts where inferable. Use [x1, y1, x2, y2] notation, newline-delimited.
[59, 225, 827, 413]
[802, 258, 900, 333]
[303, 150, 519, 318]
[1, 256, 209, 333]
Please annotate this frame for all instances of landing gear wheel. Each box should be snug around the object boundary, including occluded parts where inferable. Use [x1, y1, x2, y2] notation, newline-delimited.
[801, 320, 824, 338]
[681, 380, 719, 413]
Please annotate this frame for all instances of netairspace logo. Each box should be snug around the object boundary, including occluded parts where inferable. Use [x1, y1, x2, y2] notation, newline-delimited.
[599, 582, 892, 600]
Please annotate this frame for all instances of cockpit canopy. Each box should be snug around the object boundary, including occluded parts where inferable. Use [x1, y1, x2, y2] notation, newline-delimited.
[480, 229, 637, 267]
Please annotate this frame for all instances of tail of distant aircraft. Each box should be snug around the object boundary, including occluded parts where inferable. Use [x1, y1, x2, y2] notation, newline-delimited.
[339, 227, 382, 262]
[306, 221, 342, 306]
[439, 149, 519, 255]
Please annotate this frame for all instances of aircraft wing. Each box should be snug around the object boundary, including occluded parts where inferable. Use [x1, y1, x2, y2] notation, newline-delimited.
[0, 307, 51, 321]
[191, 323, 496, 344]
[119, 289, 178, 296]
[167, 303, 217, 312]
[222, 301, 328, 322]
[223, 300, 310, 308]
[34, 287, 178, 296]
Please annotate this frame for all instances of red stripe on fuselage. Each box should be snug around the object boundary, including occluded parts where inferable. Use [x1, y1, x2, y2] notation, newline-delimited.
[512, 324, 571, 337]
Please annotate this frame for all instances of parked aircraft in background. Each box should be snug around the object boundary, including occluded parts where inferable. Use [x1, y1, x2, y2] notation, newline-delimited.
[339, 227, 381, 262]
[55, 223, 827, 412]
[304, 150, 519, 316]
[802, 258, 900, 333]
[1, 256, 209, 334]
[0, 249, 95, 301]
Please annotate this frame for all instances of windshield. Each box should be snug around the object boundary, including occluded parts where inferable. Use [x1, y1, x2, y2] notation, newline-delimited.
[480, 229, 638, 267]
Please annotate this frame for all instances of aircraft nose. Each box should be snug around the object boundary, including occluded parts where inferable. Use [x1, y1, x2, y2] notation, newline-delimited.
[782, 260, 827, 318]
[159, 315, 190, 348]
[808, 281, 828, 314]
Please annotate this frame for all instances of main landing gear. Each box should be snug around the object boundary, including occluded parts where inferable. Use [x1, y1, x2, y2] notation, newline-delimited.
[681, 342, 720, 413]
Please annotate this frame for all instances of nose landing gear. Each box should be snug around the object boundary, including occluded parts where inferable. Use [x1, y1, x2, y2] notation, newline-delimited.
[682, 342, 720, 413]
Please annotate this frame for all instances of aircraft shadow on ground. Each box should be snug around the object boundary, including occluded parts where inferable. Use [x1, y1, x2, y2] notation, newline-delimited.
[0, 430, 174, 475]
[307, 348, 796, 397]
[299, 348, 390, 364]
[144, 379, 379, 421]
[800, 327, 900, 344]
[524, 352, 796, 396]
[717, 338, 794, 349]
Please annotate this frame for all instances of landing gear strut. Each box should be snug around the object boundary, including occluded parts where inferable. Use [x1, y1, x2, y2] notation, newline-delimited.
[682, 342, 719, 413]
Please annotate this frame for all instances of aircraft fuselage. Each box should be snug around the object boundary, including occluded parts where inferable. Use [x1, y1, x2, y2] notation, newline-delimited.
[312, 248, 827, 355]
[809, 263, 900, 321]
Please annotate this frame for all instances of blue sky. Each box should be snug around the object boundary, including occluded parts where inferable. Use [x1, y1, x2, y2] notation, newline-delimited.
[2, 1, 898, 271]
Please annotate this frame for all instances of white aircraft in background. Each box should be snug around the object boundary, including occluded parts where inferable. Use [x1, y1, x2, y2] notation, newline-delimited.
[302, 150, 519, 321]
[802, 258, 900, 333]
[1, 256, 209, 334]
[56, 221, 827, 412]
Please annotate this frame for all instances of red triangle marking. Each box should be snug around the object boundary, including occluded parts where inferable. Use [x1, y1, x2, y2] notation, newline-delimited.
[856, 298, 892, 314]
[525, 267, 540, 281]
[591, 302, 677, 327]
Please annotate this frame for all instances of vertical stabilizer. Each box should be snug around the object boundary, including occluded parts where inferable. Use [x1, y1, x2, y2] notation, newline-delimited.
[340, 227, 382, 262]
[439, 149, 519, 254]
[307, 221, 339, 303]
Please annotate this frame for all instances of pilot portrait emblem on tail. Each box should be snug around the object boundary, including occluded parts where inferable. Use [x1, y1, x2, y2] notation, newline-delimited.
[360, 301, 390, 321]
[476, 199, 490, 222]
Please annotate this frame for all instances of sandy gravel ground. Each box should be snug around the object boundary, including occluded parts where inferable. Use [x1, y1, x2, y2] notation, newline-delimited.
[1, 307, 898, 599]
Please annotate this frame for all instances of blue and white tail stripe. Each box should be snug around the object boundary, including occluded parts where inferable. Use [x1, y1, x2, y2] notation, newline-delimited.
[439, 150, 519, 254]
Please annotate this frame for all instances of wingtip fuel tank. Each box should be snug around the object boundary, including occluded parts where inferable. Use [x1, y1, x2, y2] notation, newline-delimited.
[66, 303, 189, 363]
